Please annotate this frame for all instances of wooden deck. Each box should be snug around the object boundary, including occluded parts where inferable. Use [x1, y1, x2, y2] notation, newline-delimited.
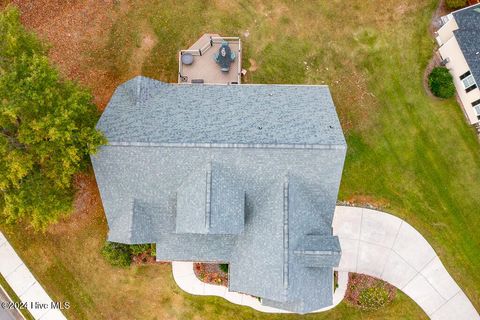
[178, 34, 241, 85]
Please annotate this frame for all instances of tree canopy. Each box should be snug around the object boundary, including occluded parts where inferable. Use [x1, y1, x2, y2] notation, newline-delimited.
[0, 6, 105, 230]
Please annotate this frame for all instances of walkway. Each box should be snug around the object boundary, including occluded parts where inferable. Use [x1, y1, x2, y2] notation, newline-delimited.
[0, 232, 66, 320]
[172, 206, 480, 319]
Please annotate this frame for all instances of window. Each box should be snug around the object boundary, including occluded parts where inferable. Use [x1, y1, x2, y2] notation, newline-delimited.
[472, 99, 480, 107]
[474, 105, 480, 116]
[462, 75, 476, 89]
[460, 71, 477, 92]
[460, 71, 471, 80]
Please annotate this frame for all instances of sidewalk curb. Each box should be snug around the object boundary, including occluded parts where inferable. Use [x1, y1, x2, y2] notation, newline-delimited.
[0, 232, 66, 320]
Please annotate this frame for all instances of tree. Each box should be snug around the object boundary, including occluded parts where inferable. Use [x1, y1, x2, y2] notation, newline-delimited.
[0, 6, 105, 230]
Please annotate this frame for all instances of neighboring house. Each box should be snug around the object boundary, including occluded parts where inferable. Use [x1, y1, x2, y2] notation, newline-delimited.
[436, 4, 480, 126]
[91, 76, 346, 313]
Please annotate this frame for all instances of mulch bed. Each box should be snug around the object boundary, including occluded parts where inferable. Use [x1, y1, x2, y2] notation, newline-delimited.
[132, 252, 157, 265]
[345, 273, 396, 310]
[194, 263, 228, 287]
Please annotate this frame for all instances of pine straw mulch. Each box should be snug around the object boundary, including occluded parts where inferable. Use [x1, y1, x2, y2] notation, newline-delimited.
[345, 273, 396, 311]
[132, 252, 170, 266]
[9, 0, 123, 110]
[193, 263, 228, 287]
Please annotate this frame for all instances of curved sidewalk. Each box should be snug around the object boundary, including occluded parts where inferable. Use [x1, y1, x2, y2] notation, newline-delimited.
[172, 206, 479, 319]
[0, 232, 66, 320]
[173, 262, 348, 313]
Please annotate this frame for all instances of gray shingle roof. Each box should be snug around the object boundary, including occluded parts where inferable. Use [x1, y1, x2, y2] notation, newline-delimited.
[453, 4, 480, 83]
[92, 76, 346, 314]
[97, 76, 345, 147]
[176, 162, 245, 234]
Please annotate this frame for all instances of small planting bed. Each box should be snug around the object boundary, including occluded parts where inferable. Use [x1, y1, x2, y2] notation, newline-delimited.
[345, 273, 396, 311]
[194, 263, 228, 287]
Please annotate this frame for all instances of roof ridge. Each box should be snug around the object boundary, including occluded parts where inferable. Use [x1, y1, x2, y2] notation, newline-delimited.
[205, 161, 212, 231]
[283, 175, 289, 291]
[106, 141, 346, 149]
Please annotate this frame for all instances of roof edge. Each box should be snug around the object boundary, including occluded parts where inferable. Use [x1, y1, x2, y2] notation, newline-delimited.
[452, 3, 480, 16]
[104, 141, 347, 150]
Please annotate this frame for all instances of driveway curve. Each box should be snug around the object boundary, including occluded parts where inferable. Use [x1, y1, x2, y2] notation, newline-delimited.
[334, 206, 478, 320]
[172, 206, 479, 319]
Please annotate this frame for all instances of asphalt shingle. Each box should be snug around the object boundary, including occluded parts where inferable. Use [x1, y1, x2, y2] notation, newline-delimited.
[453, 4, 480, 84]
[92, 76, 346, 313]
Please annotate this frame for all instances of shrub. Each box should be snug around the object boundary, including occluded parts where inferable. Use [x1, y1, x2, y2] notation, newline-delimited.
[445, 0, 467, 9]
[130, 244, 154, 256]
[101, 242, 156, 267]
[428, 67, 455, 98]
[101, 242, 132, 267]
[358, 285, 390, 310]
[219, 263, 229, 273]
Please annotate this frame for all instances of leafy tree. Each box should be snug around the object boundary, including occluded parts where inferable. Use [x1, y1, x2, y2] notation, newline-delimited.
[428, 67, 455, 99]
[445, 0, 467, 9]
[0, 6, 105, 230]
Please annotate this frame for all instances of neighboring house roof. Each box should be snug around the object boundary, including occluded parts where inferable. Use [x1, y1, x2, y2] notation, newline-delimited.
[92, 76, 346, 314]
[453, 4, 480, 83]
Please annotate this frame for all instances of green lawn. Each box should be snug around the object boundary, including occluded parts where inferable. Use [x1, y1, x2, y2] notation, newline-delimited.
[2, 0, 480, 319]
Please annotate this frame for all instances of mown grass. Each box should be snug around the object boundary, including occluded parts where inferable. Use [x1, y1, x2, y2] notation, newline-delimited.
[2, 0, 480, 319]
[0, 213, 427, 320]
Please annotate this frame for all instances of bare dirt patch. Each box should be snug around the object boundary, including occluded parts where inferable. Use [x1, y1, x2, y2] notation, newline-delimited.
[129, 27, 158, 76]
[248, 58, 258, 72]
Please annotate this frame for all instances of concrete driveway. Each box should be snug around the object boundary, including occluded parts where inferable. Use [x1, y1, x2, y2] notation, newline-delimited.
[172, 206, 480, 319]
[333, 206, 479, 320]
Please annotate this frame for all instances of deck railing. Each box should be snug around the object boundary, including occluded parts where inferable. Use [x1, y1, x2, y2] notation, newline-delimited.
[178, 36, 242, 84]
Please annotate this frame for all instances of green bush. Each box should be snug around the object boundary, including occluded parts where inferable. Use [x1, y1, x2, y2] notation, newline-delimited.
[219, 264, 229, 273]
[428, 67, 455, 98]
[445, 0, 467, 9]
[101, 242, 132, 267]
[130, 243, 156, 256]
[358, 285, 390, 310]
[101, 242, 155, 267]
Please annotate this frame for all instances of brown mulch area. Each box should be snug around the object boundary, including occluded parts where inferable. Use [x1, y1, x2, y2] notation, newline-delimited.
[338, 195, 390, 211]
[429, 0, 451, 36]
[132, 252, 170, 265]
[345, 273, 396, 310]
[47, 172, 104, 235]
[194, 263, 228, 287]
[10, 0, 123, 110]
